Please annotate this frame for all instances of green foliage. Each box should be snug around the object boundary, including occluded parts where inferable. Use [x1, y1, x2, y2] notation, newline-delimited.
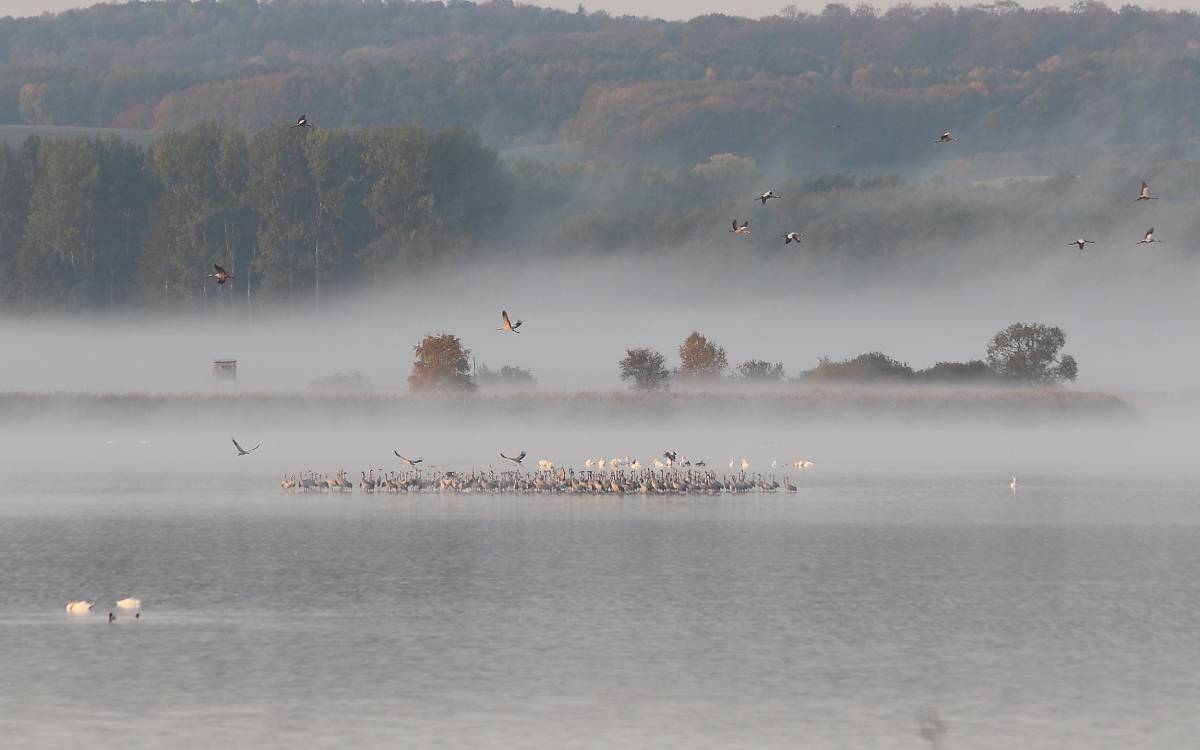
[986, 322, 1078, 383]
[619, 348, 669, 391]
[0, 123, 524, 311]
[735, 359, 786, 381]
[476, 364, 537, 390]
[804, 352, 914, 382]
[914, 360, 995, 383]
[677, 331, 727, 378]
[408, 333, 476, 393]
[3, 0, 1200, 167]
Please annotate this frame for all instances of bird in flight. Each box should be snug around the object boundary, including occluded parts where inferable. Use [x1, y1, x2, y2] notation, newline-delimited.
[936, 131, 958, 143]
[1136, 181, 1157, 201]
[394, 452, 423, 465]
[1137, 228, 1160, 244]
[501, 450, 526, 465]
[758, 190, 780, 205]
[498, 310, 523, 333]
[292, 114, 310, 128]
[1070, 238, 1095, 251]
[208, 264, 233, 285]
[1010, 477, 1018, 496]
[663, 451, 677, 463]
[232, 438, 260, 456]
[730, 220, 750, 235]
[783, 232, 803, 245]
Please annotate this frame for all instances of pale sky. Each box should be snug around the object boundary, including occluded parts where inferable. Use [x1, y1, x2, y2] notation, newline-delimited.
[4, 0, 1198, 22]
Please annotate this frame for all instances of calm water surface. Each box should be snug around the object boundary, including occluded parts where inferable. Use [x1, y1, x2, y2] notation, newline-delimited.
[2, 470, 1198, 749]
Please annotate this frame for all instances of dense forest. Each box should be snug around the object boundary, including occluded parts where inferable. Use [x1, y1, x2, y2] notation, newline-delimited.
[2, 1, 1200, 311]
[0, 0, 1199, 166]
[2, 120, 1200, 311]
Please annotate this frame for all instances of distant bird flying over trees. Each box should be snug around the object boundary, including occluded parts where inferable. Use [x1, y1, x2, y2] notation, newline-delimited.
[292, 114, 310, 128]
[208, 264, 233, 285]
[232, 438, 260, 456]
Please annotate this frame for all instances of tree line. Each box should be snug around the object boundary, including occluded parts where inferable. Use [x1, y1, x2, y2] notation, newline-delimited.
[4, 122, 1200, 312]
[400, 323, 1078, 393]
[0, 123, 512, 311]
[617, 323, 1077, 390]
[2, 1, 1200, 167]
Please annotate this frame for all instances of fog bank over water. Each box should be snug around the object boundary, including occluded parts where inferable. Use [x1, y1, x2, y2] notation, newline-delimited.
[0, 244, 1197, 393]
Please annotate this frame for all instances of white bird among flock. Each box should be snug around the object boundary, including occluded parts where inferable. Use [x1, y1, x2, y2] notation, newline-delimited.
[66, 601, 93, 615]
[115, 597, 141, 610]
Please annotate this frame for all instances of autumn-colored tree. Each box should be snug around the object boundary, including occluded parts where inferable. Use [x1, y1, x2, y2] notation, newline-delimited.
[619, 348, 669, 391]
[408, 333, 476, 392]
[677, 332, 727, 379]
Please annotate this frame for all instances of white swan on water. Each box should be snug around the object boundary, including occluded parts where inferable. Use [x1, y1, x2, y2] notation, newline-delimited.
[115, 598, 141, 610]
[66, 601, 93, 614]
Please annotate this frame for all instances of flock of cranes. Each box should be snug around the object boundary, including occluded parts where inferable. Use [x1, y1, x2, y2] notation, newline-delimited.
[282, 465, 804, 495]
[725, 132, 1168, 253]
[279, 452, 818, 495]
[197, 121, 1171, 282]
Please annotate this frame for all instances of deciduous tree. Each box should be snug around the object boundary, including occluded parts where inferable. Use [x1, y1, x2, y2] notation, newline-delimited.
[409, 333, 476, 392]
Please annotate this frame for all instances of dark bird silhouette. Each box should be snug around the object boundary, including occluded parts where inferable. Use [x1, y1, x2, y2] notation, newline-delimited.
[784, 232, 803, 245]
[498, 310, 523, 333]
[394, 452, 423, 465]
[501, 450, 527, 465]
[663, 451, 677, 462]
[936, 131, 958, 143]
[730, 220, 750, 235]
[232, 437, 260, 456]
[208, 264, 233, 285]
[292, 114, 310, 128]
[1136, 181, 1158, 201]
[1070, 238, 1095, 251]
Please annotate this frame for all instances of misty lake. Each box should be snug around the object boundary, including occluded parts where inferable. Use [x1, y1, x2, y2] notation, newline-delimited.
[2, 463, 1198, 749]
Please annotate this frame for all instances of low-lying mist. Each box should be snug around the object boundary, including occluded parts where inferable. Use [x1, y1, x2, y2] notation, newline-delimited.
[1, 241, 1197, 394]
